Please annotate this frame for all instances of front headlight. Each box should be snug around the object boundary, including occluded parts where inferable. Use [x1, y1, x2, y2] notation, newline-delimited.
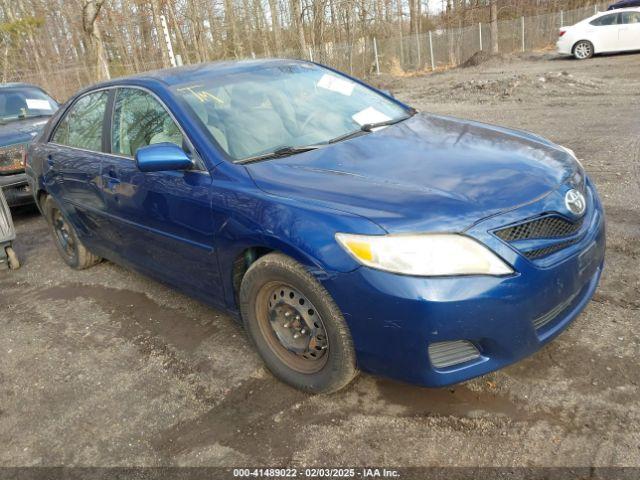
[335, 233, 513, 276]
[560, 145, 584, 170]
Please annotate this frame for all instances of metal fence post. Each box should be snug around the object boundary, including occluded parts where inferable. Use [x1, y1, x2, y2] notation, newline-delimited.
[308, 46, 314, 62]
[594, 4, 598, 14]
[479, 22, 483, 51]
[560, 10, 564, 27]
[521, 16, 525, 52]
[373, 37, 380, 75]
[429, 31, 435, 71]
[416, 33, 422, 68]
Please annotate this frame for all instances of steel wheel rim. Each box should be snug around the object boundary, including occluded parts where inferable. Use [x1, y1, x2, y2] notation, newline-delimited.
[52, 209, 76, 259]
[255, 282, 329, 374]
[575, 42, 591, 59]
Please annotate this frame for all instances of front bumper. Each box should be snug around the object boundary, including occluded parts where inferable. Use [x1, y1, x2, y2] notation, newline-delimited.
[322, 181, 605, 387]
[0, 172, 33, 207]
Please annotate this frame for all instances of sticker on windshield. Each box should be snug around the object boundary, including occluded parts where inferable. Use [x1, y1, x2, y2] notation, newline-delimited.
[175, 85, 224, 105]
[26, 99, 53, 110]
[317, 74, 355, 96]
[352, 107, 392, 126]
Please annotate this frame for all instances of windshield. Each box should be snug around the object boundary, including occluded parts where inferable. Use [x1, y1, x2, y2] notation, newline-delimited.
[0, 87, 57, 124]
[173, 63, 410, 162]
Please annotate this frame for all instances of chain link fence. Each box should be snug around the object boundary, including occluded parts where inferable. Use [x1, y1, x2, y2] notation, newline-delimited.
[9, 2, 611, 101]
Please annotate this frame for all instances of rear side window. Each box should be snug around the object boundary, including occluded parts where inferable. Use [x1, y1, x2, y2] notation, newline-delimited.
[590, 14, 619, 25]
[620, 12, 640, 23]
[52, 91, 108, 152]
[111, 88, 184, 157]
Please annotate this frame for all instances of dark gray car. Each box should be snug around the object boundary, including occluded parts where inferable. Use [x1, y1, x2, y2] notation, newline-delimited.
[0, 83, 58, 206]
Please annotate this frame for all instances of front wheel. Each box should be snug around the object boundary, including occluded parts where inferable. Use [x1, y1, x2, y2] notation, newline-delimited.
[573, 40, 594, 60]
[240, 253, 358, 393]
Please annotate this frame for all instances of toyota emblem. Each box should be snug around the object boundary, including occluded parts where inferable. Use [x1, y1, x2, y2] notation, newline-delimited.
[565, 189, 586, 216]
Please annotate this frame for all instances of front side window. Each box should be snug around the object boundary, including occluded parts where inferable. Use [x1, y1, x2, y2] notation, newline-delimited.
[0, 87, 57, 124]
[590, 14, 619, 26]
[620, 12, 640, 23]
[52, 91, 108, 152]
[173, 63, 410, 161]
[111, 88, 184, 157]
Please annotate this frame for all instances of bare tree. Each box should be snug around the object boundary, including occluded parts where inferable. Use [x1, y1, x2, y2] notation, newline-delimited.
[82, 0, 110, 80]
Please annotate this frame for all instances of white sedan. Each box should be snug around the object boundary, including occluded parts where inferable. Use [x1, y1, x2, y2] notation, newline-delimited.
[557, 7, 640, 59]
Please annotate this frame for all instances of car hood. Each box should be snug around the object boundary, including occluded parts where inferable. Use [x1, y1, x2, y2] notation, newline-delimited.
[0, 117, 50, 146]
[246, 113, 578, 233]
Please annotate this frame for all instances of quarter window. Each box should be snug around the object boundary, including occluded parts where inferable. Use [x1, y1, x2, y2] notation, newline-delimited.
[52, 91, 108, 151]
[590, 14, 619, 26]
[111, 88, 184, 157]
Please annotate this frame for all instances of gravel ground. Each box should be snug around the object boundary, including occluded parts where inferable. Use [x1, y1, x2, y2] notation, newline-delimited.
[1, 51, 639, 470]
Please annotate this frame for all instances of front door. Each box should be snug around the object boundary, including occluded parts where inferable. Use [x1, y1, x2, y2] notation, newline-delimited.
[618, 11, 640, 51]
[100, 87, 223, 303]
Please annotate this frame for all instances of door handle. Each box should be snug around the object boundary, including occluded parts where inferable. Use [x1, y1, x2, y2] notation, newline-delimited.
[103, 166, 120, 191]
[105, 176, 121, 192]
[46, 155, 54, 167]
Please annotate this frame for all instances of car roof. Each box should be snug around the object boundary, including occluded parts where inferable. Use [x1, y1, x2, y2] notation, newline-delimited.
[92, 58, 311, 90]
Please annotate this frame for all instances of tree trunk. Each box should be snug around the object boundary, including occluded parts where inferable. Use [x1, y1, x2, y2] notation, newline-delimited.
[290, 0, 306, 54]
[82, 0, 110, 80]
[267, 0, 282, 52]
[490, 0, 499, 54]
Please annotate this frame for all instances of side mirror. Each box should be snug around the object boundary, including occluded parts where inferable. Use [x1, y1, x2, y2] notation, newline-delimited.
[135, 143, 193, 172]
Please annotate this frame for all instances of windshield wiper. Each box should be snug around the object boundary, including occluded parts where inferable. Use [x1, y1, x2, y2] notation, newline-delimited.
[18, 114, 52, 121]
[238, 144, 322, 164]
[328, 110, 417, 144]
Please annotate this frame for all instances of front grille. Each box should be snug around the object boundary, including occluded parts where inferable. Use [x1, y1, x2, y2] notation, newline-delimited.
[428, 340, 481, 368]
[532, 290, 580, 331]
[495, 215, 583, 242]
[494, 214, 586, 260]
[524, 240, 579, 259]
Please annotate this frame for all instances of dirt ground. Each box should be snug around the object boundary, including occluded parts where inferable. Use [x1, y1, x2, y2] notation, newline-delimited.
[1, 51, 639, 471]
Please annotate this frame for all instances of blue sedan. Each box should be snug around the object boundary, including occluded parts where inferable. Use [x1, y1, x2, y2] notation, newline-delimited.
[26, 60, 605, 393]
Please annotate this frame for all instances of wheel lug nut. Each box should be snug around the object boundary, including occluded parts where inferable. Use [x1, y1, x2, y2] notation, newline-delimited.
[293, 333, 301, 339]
[300, 328, 307, 335]
[284, 312, 291, 317]
[283, 322, 290, 328]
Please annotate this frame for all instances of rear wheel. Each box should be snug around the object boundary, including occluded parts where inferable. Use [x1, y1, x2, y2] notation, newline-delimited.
[43, 196, 101, 269]
[240, 253, 358, 393]
[573, 40, 594, 60]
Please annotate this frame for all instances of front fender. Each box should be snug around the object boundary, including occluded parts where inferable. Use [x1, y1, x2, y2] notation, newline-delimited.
[212, 180, 384, 310]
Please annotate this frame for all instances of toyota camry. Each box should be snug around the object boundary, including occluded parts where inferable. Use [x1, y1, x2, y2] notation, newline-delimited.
[26, 60, 605, 393]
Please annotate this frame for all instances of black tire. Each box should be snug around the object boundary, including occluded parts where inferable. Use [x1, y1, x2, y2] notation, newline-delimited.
[43, 195, 101, 269]
[573, 40, 594, 60]
[240, 252, 358, 393]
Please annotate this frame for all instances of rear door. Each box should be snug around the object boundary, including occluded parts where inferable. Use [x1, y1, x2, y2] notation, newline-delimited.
[589, 13, 622, 52]
[618, 11, 640, 50]
[45, 89, 112, 248]
[99, 87, 223, 302]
